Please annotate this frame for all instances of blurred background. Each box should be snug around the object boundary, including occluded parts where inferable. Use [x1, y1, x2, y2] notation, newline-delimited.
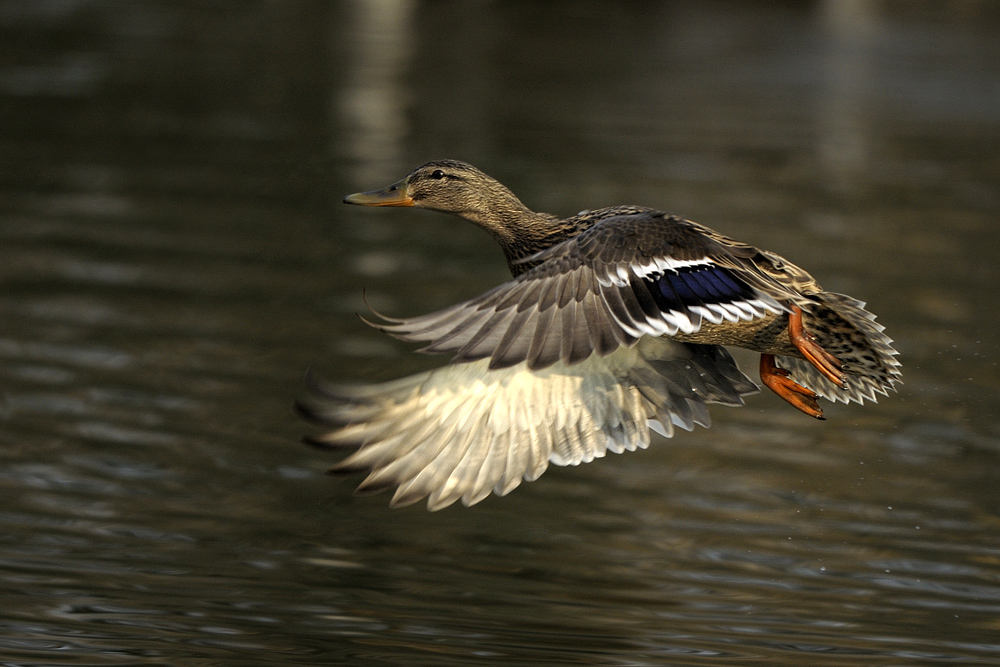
[1, 1, 999, 664]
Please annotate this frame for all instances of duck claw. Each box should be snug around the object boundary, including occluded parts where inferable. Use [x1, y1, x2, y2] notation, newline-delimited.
[760, 353, 825, 419]
[788, 305, 845, 388]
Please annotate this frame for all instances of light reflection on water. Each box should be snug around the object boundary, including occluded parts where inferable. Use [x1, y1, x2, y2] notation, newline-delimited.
[1, 0, 999, 664]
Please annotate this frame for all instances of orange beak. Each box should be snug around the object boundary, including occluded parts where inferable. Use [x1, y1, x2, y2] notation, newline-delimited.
[343, 178, 414, 207]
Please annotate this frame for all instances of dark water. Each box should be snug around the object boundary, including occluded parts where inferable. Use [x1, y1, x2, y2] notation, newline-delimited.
[2, 1, 1000, 664]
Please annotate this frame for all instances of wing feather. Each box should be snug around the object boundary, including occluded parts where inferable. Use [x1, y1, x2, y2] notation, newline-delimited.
[366, 210, 791, 369]
[300, 337, 759, 510]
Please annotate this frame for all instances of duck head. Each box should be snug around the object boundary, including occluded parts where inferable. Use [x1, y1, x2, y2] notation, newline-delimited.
[344, 160, 533, 223]
[344, 160, 570, 273]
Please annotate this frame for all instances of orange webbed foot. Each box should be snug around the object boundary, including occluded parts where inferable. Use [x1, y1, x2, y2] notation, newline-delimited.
[788, 305, 845, 388]
[760, 353, 825, 420]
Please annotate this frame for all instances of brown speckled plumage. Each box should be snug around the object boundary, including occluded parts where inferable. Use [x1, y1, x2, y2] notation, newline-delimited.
[300, 160, 901, 510]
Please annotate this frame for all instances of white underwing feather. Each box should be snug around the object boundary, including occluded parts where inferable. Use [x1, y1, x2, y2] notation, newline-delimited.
[307, 337, 758, 510]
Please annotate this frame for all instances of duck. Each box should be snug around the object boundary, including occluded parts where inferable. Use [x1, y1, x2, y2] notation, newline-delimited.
[299, 159, 900, 511]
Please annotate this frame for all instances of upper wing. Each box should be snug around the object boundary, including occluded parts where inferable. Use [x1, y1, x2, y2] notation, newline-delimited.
[368, 210, 793, 370]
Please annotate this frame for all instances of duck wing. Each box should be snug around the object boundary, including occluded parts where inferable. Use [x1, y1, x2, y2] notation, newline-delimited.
[299, 337, 758, 511]
[368, 210, 792, 370]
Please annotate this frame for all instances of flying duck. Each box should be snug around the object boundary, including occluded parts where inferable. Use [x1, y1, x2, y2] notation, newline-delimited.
[299, 160, 900, 510]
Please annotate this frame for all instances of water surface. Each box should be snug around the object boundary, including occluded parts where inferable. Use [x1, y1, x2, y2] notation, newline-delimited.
[1, 1, 999, 664]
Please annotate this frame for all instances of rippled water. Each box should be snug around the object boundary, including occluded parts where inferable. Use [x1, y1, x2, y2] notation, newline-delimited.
[2, 1, 1000, 664]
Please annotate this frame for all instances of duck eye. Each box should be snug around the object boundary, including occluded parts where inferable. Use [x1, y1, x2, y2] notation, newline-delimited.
[431, 169, 445, 180]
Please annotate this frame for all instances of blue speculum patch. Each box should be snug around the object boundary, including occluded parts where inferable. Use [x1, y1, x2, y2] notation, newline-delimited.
[644, 265, 755, 313]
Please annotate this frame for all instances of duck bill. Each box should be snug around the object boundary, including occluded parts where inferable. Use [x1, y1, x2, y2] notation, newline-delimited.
[343, 179, 414, 207]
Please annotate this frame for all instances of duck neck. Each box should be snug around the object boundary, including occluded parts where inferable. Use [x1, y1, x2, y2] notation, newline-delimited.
[460, 203, 574, 276]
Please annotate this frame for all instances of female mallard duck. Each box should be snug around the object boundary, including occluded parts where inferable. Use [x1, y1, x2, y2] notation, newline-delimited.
[300, 160, 900, 510]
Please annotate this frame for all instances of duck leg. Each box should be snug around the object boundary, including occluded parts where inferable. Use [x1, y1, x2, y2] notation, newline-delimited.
[788, 305, 845, 387]
[758, 306, 846, 419]
[760, 354, 825, 419]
